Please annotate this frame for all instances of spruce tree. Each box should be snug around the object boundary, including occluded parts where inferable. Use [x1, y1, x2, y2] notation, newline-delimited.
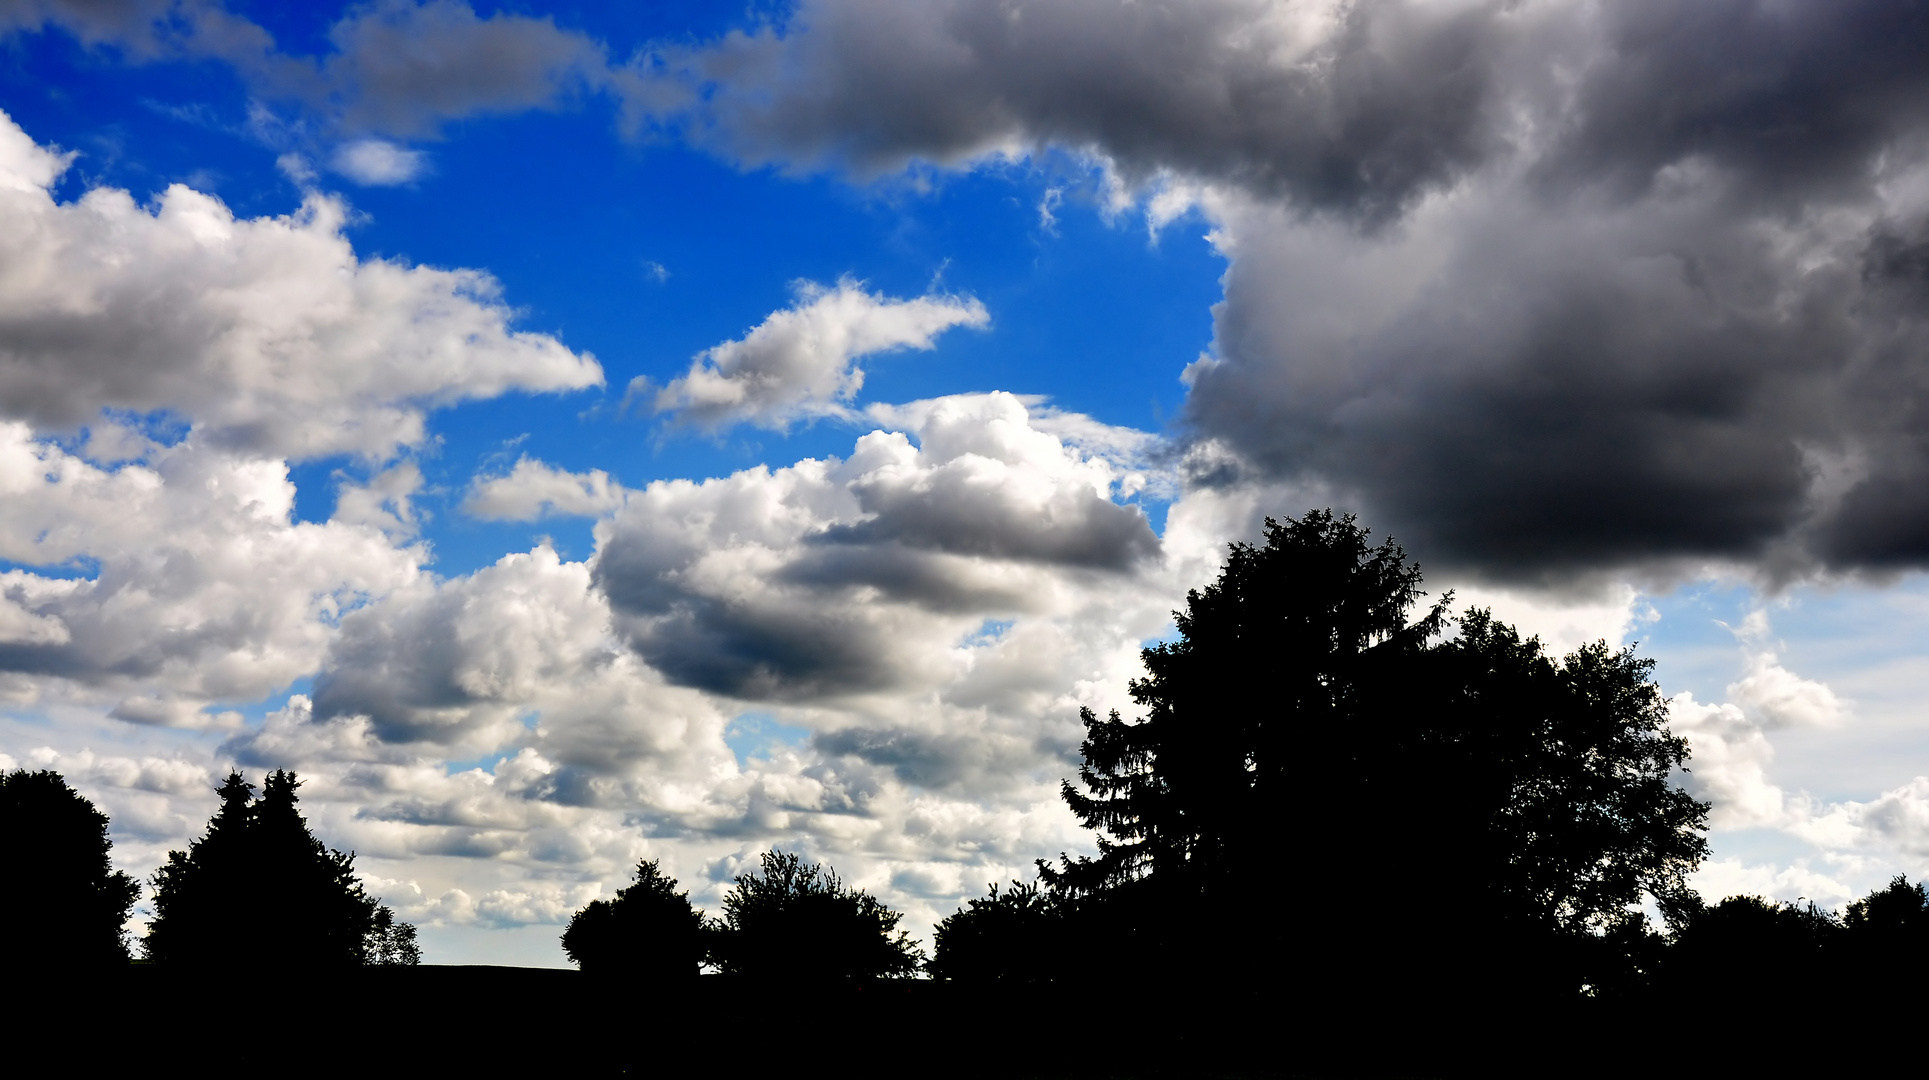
[145, 769, 402, 967]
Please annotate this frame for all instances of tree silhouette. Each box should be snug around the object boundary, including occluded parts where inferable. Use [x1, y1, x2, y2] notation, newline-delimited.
[708, 851, 921, 979]
[1026, 510, 1708, 993]
[145, 769, 407, 966]
[0, 769, 141, 965]
[366, 905, 422, 965]
[928, 878, 1063, 981]
[1416, 610, 1709, 994]
[1664, 894, 1838, 995]
[561, 859, 705, 976]
[1839, 875, 1928, 994]
[1043, 511, 1446, 905]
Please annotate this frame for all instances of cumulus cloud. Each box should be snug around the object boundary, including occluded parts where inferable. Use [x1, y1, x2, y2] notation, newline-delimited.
[614, 0, 1929, 580]
[0, 110, 602, 459]
[330, 138, 427, 184]
[462, 457, 625, 521]
[648, 280, 989, 431]
[177, 398, 1185, 940]
[0, 424, 421, 712]
[597, 392, 1159, 699]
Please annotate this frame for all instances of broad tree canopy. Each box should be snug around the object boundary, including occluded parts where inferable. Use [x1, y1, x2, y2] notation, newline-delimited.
[0, 769, 140, 965]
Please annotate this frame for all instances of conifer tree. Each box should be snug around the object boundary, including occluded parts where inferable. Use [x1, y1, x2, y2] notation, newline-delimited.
[145, 769, 408, 966]
[0, 769, 141, 965]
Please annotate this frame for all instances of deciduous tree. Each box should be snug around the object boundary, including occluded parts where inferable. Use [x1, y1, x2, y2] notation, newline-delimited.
[561, 859, 704, 977]
[0, 769, 141, 965]
[708, 851, 921, 979]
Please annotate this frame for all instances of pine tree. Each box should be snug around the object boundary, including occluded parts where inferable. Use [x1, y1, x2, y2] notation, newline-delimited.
[0, 769, 141, 965]
[145, 769, 408, 967]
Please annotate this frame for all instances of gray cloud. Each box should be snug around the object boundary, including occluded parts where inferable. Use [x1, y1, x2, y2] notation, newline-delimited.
[655, 0, 1509, 224]
[1539, 0, 1929, 205]
[595, 393, 1159, 700]
[1, 0, 608, 140]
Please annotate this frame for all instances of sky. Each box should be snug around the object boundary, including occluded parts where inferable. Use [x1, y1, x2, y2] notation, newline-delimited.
[1, 0, 1927, 966]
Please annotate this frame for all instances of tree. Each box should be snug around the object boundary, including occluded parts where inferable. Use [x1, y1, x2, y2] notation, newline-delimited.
[1415, 610, 1709, 992]
[928, 879, 1063, 981]
[0, 769, 141, 965]
[561, 859, 704, 977]
[366, 905, 422, 965]
[1039, 510, 1708, 992]
[1663, 894, 1838, 995]
[145, 769, 408, 967]
[708, 851, 921, 979]
[1046, 512, 1444, 892]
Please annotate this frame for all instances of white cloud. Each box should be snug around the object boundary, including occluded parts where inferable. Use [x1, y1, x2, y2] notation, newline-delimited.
[0, 425, 422, 713]
[462, 456, 625, 521]
[598, 392, 1160, 701]
[330, 138, 427, 185]
[1669, 692, 1790, 830]
[334, 461, 425, 538]
[0, 109, 602, 460]
[1727, 650, 1849, 730]
[648, 279, 988, 431]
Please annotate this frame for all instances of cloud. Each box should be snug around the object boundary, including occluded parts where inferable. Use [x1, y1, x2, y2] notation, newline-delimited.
[0, 424, 421, 712]
[1727, 651, 1849, 730]
[0, 1, 610, 139]
[307, 0, 609, 137]
[0, 110, 602, 459]
[648, 280, 988, 431]
[330, 138, 427, 185]
[637, 0, 1508, 225]
[462, 457, 625, 521]
[596, 392, 1159, 699]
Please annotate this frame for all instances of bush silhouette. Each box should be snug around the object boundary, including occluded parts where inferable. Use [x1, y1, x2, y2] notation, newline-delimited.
[928, 878, 1063, 981]
[561, 859, 704, 976]
[708, 851, 921, 979]
[145, 769, 413, 966]
[0, 769, 141, 965]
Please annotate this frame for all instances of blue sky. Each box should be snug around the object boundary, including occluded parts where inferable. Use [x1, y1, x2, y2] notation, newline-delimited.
[2, 0, 1927, 966]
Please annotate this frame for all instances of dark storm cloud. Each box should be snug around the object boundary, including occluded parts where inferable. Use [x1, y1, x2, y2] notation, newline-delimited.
[1156, 0, 1929, 580]
[662, 0, 1508, 224]
[1540, 0, 1929, 203]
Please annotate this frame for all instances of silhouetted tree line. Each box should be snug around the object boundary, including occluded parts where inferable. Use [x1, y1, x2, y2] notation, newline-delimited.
[553, 512, 1929, 1000]
[562, 850, 922, 978]
[2, 767, 417, 966]
[922, 511, 1929, 1003]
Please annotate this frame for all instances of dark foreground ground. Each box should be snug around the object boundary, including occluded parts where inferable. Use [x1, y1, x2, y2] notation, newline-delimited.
[12, 968, 1903, 1077]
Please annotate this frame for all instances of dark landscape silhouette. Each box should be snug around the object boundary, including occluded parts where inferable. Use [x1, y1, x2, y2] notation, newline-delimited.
[10, 511, 1928, 1075]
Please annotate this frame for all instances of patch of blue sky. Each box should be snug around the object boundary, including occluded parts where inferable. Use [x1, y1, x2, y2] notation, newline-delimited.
[724, 711, 810, 767]
[963, 619, 1015, 648]
[0, 554, 100, 580]
[1634, 581, 1767, 702]
[6, 15, 1223, 588]
[444, 750, 514, 777]
[221, 677, 316, 727]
